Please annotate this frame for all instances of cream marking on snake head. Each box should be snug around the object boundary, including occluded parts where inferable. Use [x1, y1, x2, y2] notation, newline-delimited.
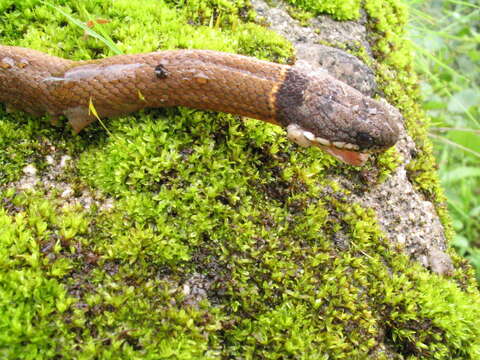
[286, 123, 366, 165]
[286, 123, 312, 147]
[344, 143, 360, 150]
[315, 137, 331, 146]
[303, 131, 315, 141]
[287, 123, 360, 151]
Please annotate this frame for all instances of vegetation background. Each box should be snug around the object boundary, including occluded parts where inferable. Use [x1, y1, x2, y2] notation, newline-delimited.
[406, 0, 480, 281]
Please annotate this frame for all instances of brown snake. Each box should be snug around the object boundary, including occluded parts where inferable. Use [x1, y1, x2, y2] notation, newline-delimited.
[0, 45, 400, 166]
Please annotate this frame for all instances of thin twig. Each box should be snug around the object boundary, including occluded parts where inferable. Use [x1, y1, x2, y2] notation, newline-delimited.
[430, 127, 480, 134]
[429, 133, 480, 158]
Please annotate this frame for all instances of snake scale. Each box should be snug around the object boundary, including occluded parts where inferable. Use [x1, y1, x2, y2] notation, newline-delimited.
[0, 45, 400, 165]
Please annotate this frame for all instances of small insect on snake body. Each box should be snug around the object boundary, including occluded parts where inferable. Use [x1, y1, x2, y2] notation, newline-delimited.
[0, 45, 401, 166]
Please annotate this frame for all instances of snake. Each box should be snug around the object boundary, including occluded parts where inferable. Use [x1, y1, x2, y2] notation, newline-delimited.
[0, 45, 400, 166]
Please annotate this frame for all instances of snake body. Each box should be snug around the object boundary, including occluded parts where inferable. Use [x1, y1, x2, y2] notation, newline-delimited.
[0, 45, 400, 165]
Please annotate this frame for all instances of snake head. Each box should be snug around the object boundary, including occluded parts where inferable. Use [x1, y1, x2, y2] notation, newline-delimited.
[277, 68, 401, 166]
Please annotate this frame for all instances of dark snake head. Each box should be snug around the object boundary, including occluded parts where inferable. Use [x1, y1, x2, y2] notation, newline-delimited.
[276, 68, 401, 165]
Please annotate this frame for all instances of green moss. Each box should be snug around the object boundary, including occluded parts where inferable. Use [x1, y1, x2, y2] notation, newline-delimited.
[282, 0, 362, 20]
[1, 0, 479, 358]
[0, 116, 35, 184]
[0, 114, 53, 185]
[0, 190, 77, 358]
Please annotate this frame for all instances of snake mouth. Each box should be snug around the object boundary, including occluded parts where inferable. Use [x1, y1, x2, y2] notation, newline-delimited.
[286, 123, 370, 166]
[315, 144, 369, 166]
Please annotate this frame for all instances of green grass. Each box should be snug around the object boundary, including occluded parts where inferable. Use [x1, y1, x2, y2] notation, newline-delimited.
[405, 0, 480, 281]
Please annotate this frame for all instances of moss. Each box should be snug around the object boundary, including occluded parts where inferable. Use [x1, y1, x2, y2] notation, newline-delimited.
[282, 0, 362, 21]
[1, 0, 479, 358]
[0, 117, 38, 184]
[0, 190, 78, 358]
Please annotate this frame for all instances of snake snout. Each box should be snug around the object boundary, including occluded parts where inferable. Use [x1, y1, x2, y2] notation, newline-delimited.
[354, 131, 376, 149]
[347, 96, 401, 152]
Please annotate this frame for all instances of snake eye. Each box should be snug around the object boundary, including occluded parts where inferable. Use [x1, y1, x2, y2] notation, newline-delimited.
[356, 132, 374, 147]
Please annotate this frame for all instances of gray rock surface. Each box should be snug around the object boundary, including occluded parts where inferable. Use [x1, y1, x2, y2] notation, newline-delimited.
[253, 0, 376, 95]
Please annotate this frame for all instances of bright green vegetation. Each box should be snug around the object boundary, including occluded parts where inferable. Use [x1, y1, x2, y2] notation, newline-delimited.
[282, 0, 361, 20]
[406, 0, 480, 281]
[1, 0, 480, 358]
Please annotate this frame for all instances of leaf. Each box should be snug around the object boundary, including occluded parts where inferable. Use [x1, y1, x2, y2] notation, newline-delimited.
[441, 166, 480, 184]
[89, 98, 112, 136]
[447, 88, 480, 113]
[423, 100, 447, 110]
[447, 130, 480, 153]
[41, 1, 123, 55]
